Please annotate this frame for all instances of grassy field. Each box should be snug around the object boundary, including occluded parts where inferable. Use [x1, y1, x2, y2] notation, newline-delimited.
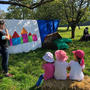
[0, 26, 90, 90]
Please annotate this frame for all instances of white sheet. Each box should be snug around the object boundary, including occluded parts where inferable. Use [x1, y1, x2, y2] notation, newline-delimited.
[5, 20, 42, 54]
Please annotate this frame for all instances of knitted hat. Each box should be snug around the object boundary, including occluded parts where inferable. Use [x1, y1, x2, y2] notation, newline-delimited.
[72, 50, 85, 66]
[43, 52, 54, 63]
[55, 50, 68, 61]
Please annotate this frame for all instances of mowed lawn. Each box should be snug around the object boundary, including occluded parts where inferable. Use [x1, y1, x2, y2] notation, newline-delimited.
[0, 26, 90, 90]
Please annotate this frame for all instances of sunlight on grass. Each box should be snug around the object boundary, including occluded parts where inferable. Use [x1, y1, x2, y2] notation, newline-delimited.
[58, 26, 90, 40]
[58, 26, 90, 76]
[0, 26, 90, 90]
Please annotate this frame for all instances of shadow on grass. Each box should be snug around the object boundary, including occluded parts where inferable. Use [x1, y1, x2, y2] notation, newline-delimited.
[29, 85, 41, 90]
[72, 40, 90, 47]
[58, 29, 72, 32]
[7, 40, 90, 71]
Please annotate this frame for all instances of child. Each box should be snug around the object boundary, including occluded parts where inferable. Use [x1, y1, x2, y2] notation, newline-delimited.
[83, 27, 89, 36]
[54, 50, 68, 80]
[68, 50, 85, 81]
[0, 20, 13, 77]
[35, 52, 55, 87]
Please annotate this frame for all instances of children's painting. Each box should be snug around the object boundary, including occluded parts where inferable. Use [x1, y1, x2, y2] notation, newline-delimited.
[5, 20, 42, 54]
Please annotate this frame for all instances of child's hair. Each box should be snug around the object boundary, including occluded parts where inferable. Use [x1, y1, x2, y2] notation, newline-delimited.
[72, 50, 85, 67]
[76, 56, 81, 65]
[85, 27, 88, 29]
[0, 20, 5, 25]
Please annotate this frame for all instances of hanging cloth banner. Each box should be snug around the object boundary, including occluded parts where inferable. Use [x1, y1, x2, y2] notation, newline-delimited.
[37, 20, 60, 43]
[5, 20, 42, 54]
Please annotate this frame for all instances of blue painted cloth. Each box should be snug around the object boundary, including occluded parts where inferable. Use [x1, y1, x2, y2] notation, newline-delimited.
[37, 20, 60, 43]
[36, 74, 44, 87]
[12, 38, 21, 45]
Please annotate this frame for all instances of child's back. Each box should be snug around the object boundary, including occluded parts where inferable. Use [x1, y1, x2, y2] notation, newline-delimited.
[69, 50, 85, 81]
[54, 50, 68, 80]
[43, 63, 55, 80]
[69, 60, 84, 81]
[34, 52, 55, 88]
[54, 60, 68, 80]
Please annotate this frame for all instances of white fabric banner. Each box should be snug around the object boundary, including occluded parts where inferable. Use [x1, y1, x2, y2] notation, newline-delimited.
[5, 20, 42, 54]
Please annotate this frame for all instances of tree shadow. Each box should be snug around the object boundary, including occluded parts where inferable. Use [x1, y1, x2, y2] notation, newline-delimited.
[29, 86, 41, 90]
[58, 29, 72, 32]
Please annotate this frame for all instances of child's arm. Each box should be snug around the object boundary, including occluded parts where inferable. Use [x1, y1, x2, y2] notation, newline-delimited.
[5, 28, 10, 40]
[67, 61, 72, 71]
[42, 64, 44, 69]
[82, 65, 85, 72]
[67, 66, 71, 71]
[5, 28, 9, 35]
[42, 63, 46, 70]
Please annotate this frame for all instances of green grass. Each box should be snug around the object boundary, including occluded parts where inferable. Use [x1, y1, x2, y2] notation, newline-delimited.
[58, 26, 90, 40]
[0, 26, 90, 90]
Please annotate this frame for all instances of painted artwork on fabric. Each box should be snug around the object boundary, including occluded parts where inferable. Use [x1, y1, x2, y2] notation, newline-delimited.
[28, 33, 33, 42]
[8, 35, 13, 46]
[12, 31, 21, 45]
[21, 28, 28, 43]
[9, 27, 38, 46]
[32, 34, 38, 41]
[5, 20, 42, 54]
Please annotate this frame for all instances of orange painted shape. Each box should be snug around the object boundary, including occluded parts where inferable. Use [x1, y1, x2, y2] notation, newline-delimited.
[21, 27, 28, 34]
[9, 34, 12, 39]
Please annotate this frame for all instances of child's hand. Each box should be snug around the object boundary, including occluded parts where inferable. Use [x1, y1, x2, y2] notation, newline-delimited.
[43, 61, 46, 64]
[42, 64, 45, 69]
[5, 28, 9, 35]
[67, 67, 71, 71]
[2, 36, 6, 40]
[4, 28, 10, 40]
[2, 35, 10, 40]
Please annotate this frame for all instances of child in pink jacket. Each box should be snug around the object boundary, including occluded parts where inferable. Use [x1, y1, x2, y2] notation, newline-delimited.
[35, 52, 55, 87]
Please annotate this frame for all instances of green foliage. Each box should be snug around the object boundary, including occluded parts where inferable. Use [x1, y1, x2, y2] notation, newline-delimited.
[58, 26, 90, 75]
[6, 0, 35, 19]
[6, 0, 63, 20]
[5, 0, 90, 25]
[0, 26, 90, 90]
[60, 0, 90, 25]
[0, 9, 6, 19]
[33, 0, 62, 20]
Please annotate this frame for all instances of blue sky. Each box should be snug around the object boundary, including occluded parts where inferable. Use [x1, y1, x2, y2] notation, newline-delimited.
[0, 0, 9, 12]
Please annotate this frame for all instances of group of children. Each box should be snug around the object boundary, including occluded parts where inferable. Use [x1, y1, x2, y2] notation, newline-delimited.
[0, 20, 86, 88]
[34, 49, 85, 87]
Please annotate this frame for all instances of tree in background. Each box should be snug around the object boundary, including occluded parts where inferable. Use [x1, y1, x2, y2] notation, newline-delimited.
[0, 0, 54, 19]
[0, 0, 90, 39]
[61, 0, 90, 38]
[6, 5, 34, 19]
[33, 0, 62, 20]
[31, 0, 90, 38]
[5, 0, 36, 19]
[6, 0, 63, 19]
[0, 0, 54, 9]
[0, 9, 6, 19]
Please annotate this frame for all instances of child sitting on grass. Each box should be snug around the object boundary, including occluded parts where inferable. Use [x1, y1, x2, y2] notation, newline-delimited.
[34, 52, 55, 88]
[54, 50, 69, 80]
[68, 50, 85, 81]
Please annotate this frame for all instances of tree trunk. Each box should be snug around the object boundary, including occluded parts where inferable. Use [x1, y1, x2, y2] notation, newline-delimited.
[67, 24, 69, 31]
[71, 25, 76, 38]
[77, 23, 80, 30]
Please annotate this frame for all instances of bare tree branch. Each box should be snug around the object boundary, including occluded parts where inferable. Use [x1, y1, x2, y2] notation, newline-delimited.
[62, 0, 69, 23]
[0, 0, 54, 9]
[76, 0, 89, 23]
